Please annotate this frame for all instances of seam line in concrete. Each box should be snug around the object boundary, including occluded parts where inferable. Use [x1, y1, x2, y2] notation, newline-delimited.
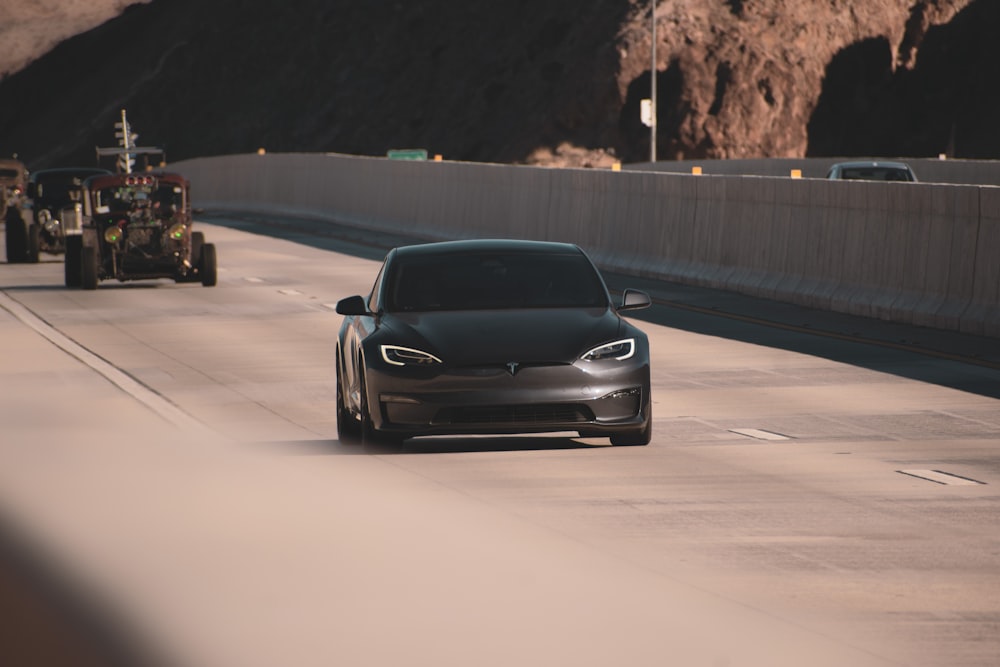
[0, 290, 214, 439]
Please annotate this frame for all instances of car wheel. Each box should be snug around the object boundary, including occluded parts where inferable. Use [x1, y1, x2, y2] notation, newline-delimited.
[64, 237, 82, 287]
[199, 243, 217, 287]
[610, 397, 651, 446]
[26, 223, 40, 263]
[336, 352, 361, 445]
[5, 211, 27, 263]
[191, 231, 204, 263]
[81, 245, 99, 290]
[176, 231, 204, 282]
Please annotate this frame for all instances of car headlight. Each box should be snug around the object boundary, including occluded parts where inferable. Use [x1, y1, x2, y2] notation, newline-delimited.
[581, 338, 635, 362]
[380, 345, 442, 366]
[104, 226, 122, 244]
[167, 222, 187, 240]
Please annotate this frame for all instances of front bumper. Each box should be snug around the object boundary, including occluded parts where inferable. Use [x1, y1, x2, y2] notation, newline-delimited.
[364, 359, 650, 437]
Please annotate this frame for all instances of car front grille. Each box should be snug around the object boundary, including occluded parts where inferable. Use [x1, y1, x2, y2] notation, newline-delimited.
[434, 404, 595, 425]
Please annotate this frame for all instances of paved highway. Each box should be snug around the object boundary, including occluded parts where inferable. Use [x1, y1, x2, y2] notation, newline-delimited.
[1, 216, 998, 666]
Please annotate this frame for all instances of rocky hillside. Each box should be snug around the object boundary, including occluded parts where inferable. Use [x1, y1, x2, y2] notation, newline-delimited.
[0, 0, 996, 170]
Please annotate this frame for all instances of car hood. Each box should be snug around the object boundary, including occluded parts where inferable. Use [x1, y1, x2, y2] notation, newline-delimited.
[382, 308, 626, 366]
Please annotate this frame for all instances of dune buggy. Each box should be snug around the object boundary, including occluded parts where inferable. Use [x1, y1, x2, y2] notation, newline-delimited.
[73, 172, 217, 289]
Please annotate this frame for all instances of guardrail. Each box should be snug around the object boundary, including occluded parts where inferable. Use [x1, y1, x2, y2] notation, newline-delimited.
[171, 153, 1000, 338]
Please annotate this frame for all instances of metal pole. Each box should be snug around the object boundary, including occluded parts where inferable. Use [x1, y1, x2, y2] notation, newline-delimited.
[650, 1, 657, 163]
[121, 109, 132, 174]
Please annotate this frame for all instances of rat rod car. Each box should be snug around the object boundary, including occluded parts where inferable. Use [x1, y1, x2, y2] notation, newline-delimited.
[72, 172, 217, 289]
[2, 157, 29, 263]
[22, 168, 111, 270]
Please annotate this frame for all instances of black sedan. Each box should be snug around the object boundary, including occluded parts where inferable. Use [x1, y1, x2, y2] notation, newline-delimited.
[335, 239, 652, 446]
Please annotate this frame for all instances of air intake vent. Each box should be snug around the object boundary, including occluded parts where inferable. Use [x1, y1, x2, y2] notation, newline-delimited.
[436, 404, 594, 425]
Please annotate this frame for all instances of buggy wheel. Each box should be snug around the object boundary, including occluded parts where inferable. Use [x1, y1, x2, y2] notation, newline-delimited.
[26, 223, 40, 263]
[199, 243, 217, 286]
[4, 211, 27, 263]
[190, 231, 204, 263]
[64, 237, 82, 287]
[177, 231, 204, 282]
[81, 245, 99, 290]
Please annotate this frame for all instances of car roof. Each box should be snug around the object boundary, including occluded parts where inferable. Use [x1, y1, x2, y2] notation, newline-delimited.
[830, 160, 913, 170]
[30, 167, 112, 180]
[392, 238, 584, 258]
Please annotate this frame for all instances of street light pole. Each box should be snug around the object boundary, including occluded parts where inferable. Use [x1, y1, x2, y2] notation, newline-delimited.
[650, 0, 657, 163]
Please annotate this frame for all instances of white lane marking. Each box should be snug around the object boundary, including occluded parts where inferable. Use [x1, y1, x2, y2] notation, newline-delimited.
[0, 291, 217, 439]
[323, 303, 340, 311]
[244, 277, 265, 283]
[729, 428, 790, 441]
[898, 470, 984, 486]
[278, 289, 303, 296]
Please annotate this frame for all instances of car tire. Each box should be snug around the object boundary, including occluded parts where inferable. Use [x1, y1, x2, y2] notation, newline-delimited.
[5, 210, 27, 263]
[26, 223, 40, 263]
[190, 231, 204, 262]
[199, 242, 217, 287]
[176, 231, 204, 282]
[81, 245, 99, 290]
[610, 397, 651, 446]
[336, 352, 361, 445]
[64, 236, 82, 287]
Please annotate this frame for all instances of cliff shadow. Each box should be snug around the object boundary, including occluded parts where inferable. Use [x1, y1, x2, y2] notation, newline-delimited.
[807, 0, 1000, 159]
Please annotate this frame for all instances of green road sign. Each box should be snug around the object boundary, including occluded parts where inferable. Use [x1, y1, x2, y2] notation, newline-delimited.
[387, 149, 428, 161]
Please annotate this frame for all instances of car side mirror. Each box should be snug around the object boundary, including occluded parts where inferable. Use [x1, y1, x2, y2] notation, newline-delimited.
[336, 295, 369, 316]
[619, 289, 651, 311]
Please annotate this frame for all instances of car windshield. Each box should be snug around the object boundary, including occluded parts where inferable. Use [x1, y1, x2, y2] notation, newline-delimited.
[386, 251, 609, 312]
[95, 185, 152, 212]
[838, 167, 913, 181]
[35, 174, 83, 205]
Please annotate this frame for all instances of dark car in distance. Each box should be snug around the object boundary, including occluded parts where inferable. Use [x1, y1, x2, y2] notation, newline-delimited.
[826, 160, 917, 182]
[23, 167, 112, 264]
[2, 157, 29, 262]
[335, 239, 653, 447]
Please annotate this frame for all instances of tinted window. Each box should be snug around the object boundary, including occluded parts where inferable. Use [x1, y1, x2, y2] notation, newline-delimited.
[35, 174, 83, 205]
[386, 252, 608, 312]
[839, 167, 913, 181]
[368, 264, 386, 313]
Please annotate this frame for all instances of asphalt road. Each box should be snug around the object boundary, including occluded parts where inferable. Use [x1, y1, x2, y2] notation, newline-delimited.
[1, 215, 998, 667]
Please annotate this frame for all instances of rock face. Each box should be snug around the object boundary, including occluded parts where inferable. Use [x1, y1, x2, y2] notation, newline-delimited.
[0, 0, 995, 170]
[612, 0, 995, 163]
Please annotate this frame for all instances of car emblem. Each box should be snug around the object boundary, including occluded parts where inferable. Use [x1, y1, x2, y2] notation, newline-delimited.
[506, 361, 519, 376]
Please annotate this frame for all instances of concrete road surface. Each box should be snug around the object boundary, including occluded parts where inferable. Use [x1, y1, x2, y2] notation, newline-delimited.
[1, 216, 998, 667]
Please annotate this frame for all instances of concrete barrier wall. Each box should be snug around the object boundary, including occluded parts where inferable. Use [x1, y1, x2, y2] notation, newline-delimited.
[173, 153, 999, 338]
